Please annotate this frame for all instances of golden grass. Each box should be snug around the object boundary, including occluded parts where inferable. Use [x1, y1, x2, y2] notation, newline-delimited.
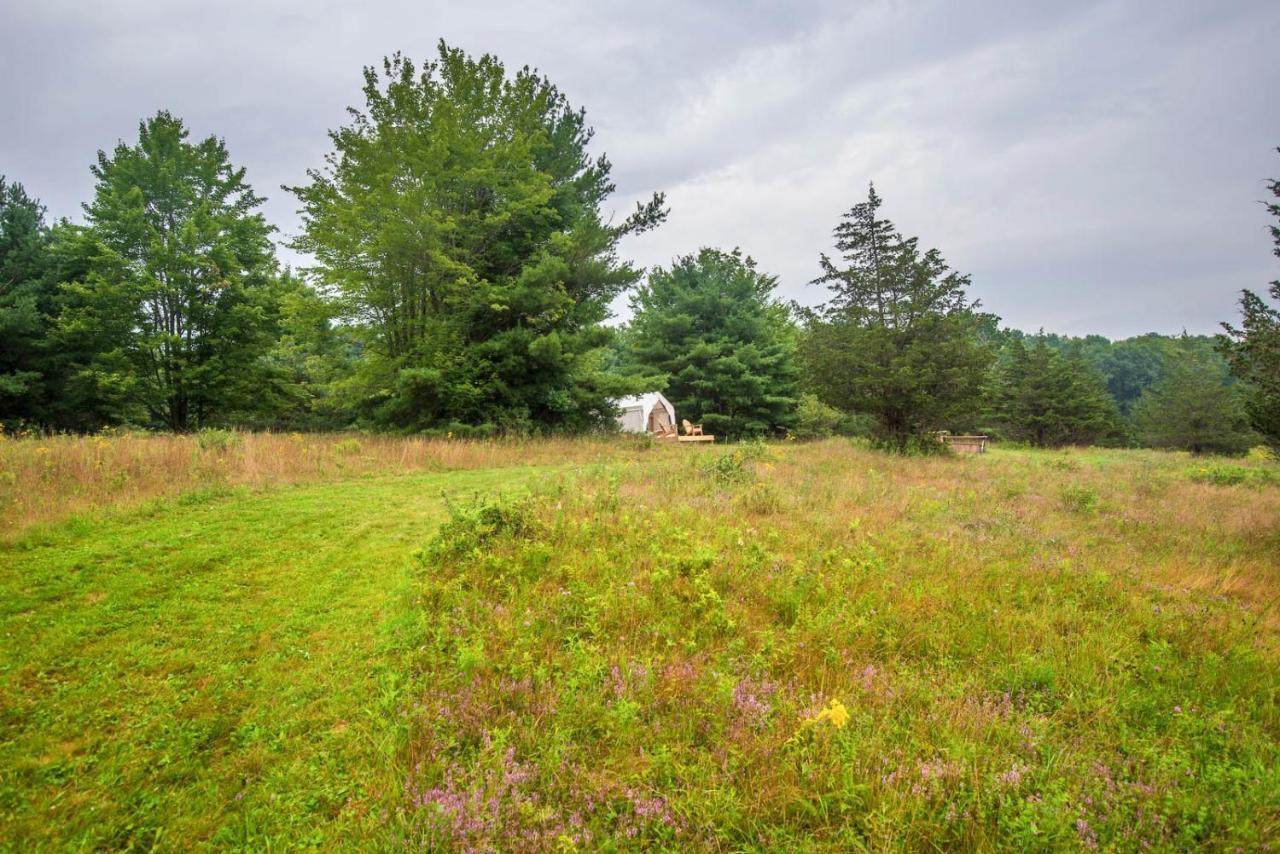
[0, 431, 630, 539]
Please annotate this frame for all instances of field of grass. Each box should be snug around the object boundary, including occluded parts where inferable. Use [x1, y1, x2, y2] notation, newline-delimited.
[1, 436, 1278, 849]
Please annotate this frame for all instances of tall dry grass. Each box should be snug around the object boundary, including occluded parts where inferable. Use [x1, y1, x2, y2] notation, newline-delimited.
[0, 431, 630, 538]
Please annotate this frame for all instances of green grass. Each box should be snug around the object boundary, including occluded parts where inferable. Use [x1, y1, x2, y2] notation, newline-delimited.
[2, 441, 1278, 850]
[0, 465, 550, 849]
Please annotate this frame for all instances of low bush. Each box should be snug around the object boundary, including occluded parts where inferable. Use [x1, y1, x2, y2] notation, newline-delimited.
[194, 428, 240, 452]
[1187, 464, 1278, 488]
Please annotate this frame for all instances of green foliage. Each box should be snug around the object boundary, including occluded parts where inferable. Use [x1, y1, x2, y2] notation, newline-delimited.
[621, 247, 799, 437]
[57, 112, 283, 431]
[1058, 483, 1100, 513]
[251, 270, 359, 430]
[194, 428, 241, 452]
[332, 437, 362, 455]
[791, 393, 846, 439]
[1132, 345, 1255, 454]
[1186, 464, 1279, 488]
[701, 450, 755, 484]
[289, 44, 666, 433]
[1218, 148, 1280, 452]
[426, 492, 541, 559]
[990, 335, 1121, 447]
[0, 176, 58, 427]
[800, 184, 992, 452]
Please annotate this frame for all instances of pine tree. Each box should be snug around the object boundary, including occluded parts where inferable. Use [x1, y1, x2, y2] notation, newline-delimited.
[991, 335, 1120, 446]
[0, 176, 54, 426]
[622, 248, 799, 437]
[800, 184, 992, 451]
[1132, 347, 1254, 454]
[1218, 148, 1280, 451]
[59, 112, 282, 431]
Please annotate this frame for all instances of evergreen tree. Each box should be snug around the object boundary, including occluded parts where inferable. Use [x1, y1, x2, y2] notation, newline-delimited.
[622, 248, 799, 437]
[59, 112, 282, 431]
[288, 44, 666, 433]
[991, 335, 1120, 446]
[1218, 149, 1280, 451]
[0, 176, 54, 427]
[1132, 347, 1254, 454]
[800, 184, 992, 451]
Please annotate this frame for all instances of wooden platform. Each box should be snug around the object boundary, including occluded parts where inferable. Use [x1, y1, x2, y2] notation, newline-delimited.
[676, 435, 715, 443]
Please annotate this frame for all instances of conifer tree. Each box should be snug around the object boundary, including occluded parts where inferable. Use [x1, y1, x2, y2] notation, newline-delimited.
[0, 176, 55, 426]
[991, 335, 1120, 446]
[1132, 347, 1254, 454]
[1219, 148, 1280, 451]
[800, 184, 992, 451]
[622, 248, 799, 437]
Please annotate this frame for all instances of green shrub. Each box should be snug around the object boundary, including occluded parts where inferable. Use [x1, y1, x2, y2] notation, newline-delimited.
[195, 428, 240, 452]
[1058, 484, 1099, 513]
[700, 442, 774, 484]
[424, 493, 540, 559]
[792, 394, 844, 439]
[333, 438, 362, 455]
[1187, 464, 1278, 487]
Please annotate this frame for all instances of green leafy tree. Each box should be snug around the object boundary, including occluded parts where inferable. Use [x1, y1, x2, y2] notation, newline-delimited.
[621, 248, 798, 437]
[254, 270, 360, 430]
[1219, 149, 1280, 451]
[1132, 347, 1254, 454]
[799, 184, 992, 451]
[59, 112, 282, 431]
[288, 44, 666, 433]
[990, 335, 1120, 447]
[0, 176, 55, 426]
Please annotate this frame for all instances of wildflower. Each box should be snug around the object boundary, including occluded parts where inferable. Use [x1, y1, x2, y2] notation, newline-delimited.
[997, 766, 1024, 787]
[812, 698, 849, 729]
[732, 677, 776, 726]
[1075, 818, 1099, 849]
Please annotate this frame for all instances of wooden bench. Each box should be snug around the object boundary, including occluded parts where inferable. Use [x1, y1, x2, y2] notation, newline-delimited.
[940, 434, 988, 454]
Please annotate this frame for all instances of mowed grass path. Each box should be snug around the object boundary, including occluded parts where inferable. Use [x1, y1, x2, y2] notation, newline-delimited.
[0, 465, 548, 849]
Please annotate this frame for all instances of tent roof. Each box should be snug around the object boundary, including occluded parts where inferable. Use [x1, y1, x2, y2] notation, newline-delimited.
[614, 391, 675, 422]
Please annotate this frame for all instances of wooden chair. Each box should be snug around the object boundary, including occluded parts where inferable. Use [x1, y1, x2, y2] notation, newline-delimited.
[682, 419, 704, 436]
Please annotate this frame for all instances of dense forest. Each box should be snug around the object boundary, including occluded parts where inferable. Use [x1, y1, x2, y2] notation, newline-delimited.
[2, 43, 1277, 454]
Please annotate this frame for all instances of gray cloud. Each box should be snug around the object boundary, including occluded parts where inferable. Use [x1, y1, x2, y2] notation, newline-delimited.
[2, 0, 1276, 337]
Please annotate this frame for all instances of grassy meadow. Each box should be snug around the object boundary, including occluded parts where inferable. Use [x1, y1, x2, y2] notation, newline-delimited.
[1, 434, 1278, 849]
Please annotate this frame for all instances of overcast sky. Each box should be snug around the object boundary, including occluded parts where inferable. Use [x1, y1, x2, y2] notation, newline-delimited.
[3, 0, 1278, 337]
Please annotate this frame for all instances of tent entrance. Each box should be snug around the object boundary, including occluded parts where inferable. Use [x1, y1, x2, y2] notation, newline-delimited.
[647, 405, 673, 433]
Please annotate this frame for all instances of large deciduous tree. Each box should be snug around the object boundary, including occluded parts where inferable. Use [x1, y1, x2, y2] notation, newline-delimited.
[621, 248, 799, 437]
[60, 112, 282, 431]
[799, 184, 992, 451]
[1218, 149, 1280, 451]
[288, 44, 665, 433]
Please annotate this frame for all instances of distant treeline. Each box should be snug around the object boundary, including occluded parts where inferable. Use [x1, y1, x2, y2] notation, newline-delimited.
[2, 42, 1277, 454]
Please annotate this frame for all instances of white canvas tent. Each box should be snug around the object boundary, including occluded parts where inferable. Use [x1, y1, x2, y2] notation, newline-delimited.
[614, 392, 676, 434]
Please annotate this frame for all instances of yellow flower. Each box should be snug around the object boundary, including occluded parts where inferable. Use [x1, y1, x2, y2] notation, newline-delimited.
[813, 698, 849, 729]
